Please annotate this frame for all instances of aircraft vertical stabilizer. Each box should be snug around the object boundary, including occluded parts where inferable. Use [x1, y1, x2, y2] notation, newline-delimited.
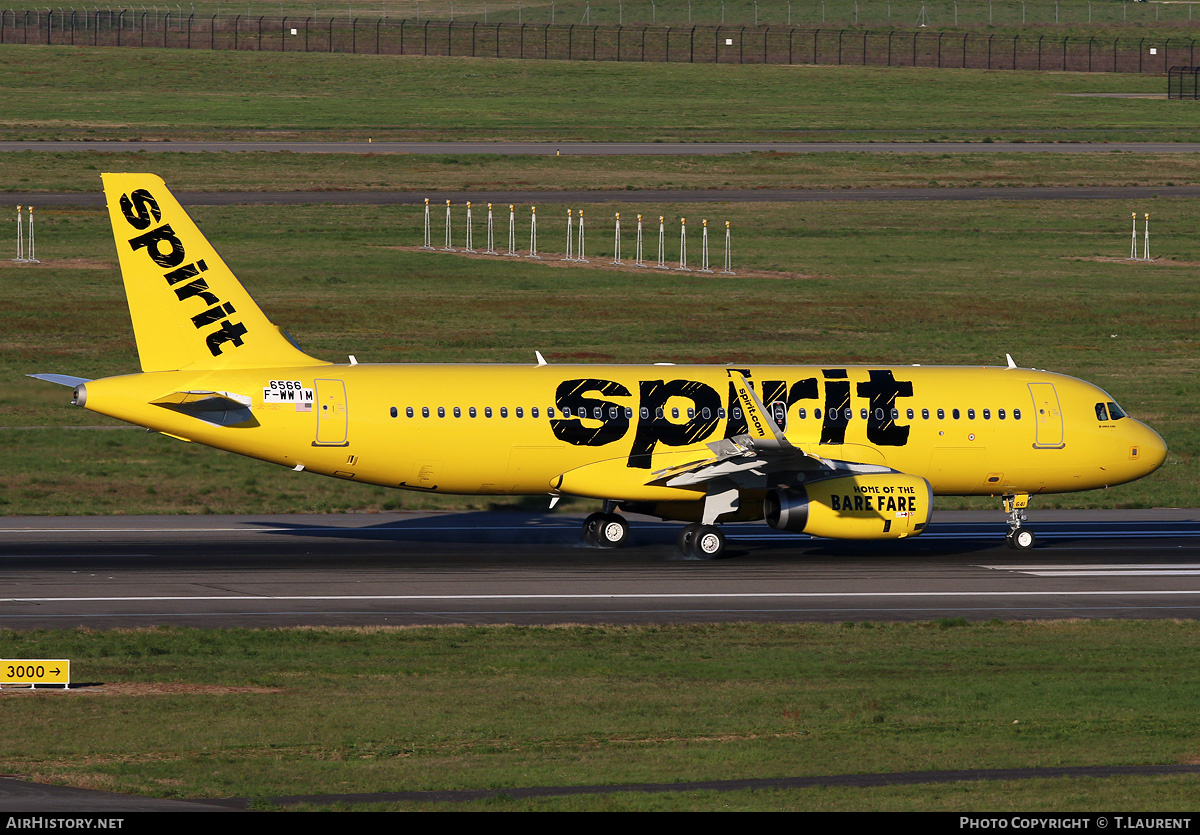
[102, 172, 324, 372]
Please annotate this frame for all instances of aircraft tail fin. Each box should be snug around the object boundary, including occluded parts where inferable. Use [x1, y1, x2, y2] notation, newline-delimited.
[102, 173, 324, 372]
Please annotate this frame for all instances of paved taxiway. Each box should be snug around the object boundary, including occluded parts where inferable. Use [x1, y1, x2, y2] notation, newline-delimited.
[3, 510, 1200, 629]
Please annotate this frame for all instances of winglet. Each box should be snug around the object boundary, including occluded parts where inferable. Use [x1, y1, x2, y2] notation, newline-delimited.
[726, 370, 790, 449]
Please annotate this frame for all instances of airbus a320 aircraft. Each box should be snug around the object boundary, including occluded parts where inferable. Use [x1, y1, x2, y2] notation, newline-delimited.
[32, 174, 1167, 559]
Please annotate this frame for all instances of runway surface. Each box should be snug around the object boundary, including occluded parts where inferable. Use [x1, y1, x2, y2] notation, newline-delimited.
[6, 141, 1200, 155]
[3, 509, 1200, 629]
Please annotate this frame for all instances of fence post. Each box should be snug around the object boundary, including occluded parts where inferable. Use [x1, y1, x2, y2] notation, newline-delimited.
[352, 17, 356, 53]
[520, 21, 525, 58]
[763, 25, 769, 64]
[1062, 35, 1068, 71]
[233, 13, 238, 49]
[738, 26, 743, 63]
[448, 20, 452, 56]
[813, 27, 819, 64]
[862, 29, 867, 65]
[257, 15, 263, 50]
[837, 28, 843, 65]
[1037, 33, 1043, 69]
[690, 25, 696, 63]
[987, 32, 994, 69]
[912, 30, 917, 67]
[615, 24, 621, 60]
[423, 19, 429, 55]
[1012, 34, 1018, 69]
[1088, 35, 1094, 72]
[567, 23, 572, 59]
[187, 12, 192, 49]
[399, 18, 404, 54]
[377, 17, 381, 53]
[117, 8, 122, 45]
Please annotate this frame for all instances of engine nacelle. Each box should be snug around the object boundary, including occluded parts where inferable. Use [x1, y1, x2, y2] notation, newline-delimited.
[764, 473, 933, 540]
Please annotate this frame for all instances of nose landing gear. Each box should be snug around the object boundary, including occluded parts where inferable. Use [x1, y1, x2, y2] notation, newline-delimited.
[1003, 493, 1036, 550]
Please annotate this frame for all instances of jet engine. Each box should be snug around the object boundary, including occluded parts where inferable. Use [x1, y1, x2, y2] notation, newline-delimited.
[764, 473, 933, 540]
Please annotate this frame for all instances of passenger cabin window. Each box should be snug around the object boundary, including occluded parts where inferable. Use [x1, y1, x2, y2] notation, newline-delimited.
[516, 407, 523, 418]
[937, 408, 945, 420]
[406, 406, 414, 418]
[999, 408, 1006, 420]
[1014, 409, 1022, 420]
[907, 408, 914, 419]
[499, 407, 507, 418]
[641, 407, 650, 420]
[799, 408, 807, 419]
[861, 408, 869, 420]
[952, 409, 961, 420]
[422, 406, 430, 418]
[454, 407, 462, 418]
[967, 409, 975, 420]
[438, 406, 446, 418]
[922, 408, 929, 419]
[390, 407, 398, 418]
[983, 409, 990, 420]
[485, 407, 493, 418]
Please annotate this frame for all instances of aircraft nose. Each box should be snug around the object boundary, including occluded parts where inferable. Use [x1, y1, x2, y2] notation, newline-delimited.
[1131, 420, 1168, 476]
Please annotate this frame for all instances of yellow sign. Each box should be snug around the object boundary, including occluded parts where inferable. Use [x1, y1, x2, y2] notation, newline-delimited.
[1, 659, 70, 688]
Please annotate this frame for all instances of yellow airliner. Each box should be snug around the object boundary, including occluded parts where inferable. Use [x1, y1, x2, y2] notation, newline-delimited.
[32, 174, 1167, 558]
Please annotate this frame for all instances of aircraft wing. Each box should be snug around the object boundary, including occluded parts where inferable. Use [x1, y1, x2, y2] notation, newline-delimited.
[648, 371, 831, 489]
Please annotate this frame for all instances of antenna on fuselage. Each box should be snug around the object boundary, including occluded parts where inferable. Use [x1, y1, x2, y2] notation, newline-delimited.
[1005, 353, 1018, 369]
[535, 351, 548, 367]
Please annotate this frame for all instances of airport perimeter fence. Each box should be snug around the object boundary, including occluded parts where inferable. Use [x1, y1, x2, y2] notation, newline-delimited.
[1168, 65, 1200, 97]
[1, 10, 1193, 73]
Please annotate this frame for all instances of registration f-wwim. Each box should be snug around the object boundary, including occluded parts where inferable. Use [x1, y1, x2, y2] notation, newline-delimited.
[32, 175, 1167, 558]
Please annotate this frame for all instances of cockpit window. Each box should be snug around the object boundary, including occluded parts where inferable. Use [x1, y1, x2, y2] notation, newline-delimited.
[1108, 401, 1127, 420]
[1095, 402, 1109, 421]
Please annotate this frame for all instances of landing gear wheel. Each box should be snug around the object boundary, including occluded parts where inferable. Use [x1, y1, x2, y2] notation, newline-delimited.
[692, 525, 727, 560]
[582, 512, 607, 547]
[596, 514, 630, 549]
[677, 523, 701, 557]
[1010, 528, 1036, 551]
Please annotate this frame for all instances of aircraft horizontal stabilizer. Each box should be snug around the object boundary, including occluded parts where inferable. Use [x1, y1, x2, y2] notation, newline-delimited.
[150, 390, 257, 427]
[27, 373, 91, 388]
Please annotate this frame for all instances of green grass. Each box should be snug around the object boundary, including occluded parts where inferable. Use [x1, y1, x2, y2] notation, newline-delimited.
[10, 149, 1200, 193]
[30, 0, 1200, 31]
[3, 196, 1196, 514]
[0, 45, 1187, 142]
[2, 621, 1198, 809]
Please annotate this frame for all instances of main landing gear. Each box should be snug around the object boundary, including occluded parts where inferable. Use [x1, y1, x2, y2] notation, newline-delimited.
[582, 507, 630, 549]
[1003, 493, 1036, 550]
[677, 523, 727, 559]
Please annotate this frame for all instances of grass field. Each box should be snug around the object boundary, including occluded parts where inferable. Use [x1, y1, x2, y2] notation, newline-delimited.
[0, 45, 1189, 142]
[19, 0, 1200, 31]
[9, 149, 1200, 193]
[1, 621, 1198, 810]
